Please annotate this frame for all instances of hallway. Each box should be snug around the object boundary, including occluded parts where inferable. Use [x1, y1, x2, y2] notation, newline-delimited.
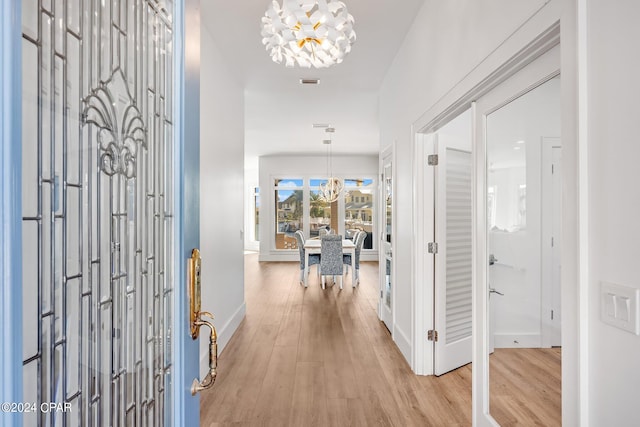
[200, 254, 472, 426]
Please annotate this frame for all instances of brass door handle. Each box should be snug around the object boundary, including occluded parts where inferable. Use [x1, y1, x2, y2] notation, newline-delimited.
[187, 249, 218, 395]
[191, 312, 218, 395]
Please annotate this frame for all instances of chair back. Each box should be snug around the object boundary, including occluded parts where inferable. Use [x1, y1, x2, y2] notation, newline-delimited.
[294, 230, 305, 269]
[354, 231, 366, 269]
[320, 234, 343, 275]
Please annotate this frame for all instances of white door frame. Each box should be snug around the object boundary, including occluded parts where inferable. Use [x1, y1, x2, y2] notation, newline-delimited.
[541, 137, 562, 348]
[411, 2, 587, 425]
[412, 133, 436, 375]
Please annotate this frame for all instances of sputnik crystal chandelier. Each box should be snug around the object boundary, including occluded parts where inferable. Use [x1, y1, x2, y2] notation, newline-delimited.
[319, 127, 343, 203]
[260, 0, 356, 68]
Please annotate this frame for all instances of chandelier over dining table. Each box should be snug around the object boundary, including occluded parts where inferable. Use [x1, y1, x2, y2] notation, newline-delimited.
[319, 127, 344, 203]
[261, 0, 356, 68]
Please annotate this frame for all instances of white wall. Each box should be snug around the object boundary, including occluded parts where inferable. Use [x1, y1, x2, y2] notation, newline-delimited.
[379, 0, 549, 368]
[587, 1, 640, 425]
[199, 23, 246, 376]
[258, 154, 379, 261]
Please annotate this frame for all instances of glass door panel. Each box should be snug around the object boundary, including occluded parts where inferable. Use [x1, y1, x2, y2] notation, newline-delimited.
[473, 43, 560, 426]
[21, 0, 176, 425]
[380, 154, 393, 330]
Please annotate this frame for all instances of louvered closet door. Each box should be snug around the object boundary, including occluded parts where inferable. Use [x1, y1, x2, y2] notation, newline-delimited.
[434, 145, 473, 376]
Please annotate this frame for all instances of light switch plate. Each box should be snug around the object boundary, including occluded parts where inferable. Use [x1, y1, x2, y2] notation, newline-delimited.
[600, 282, 640, 335]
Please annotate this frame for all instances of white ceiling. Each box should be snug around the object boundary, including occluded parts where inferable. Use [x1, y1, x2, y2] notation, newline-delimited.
[200, 0, 425, 166]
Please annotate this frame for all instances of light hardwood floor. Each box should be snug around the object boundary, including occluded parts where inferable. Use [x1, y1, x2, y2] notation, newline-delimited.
[490, 348, 561, 426]
[200, 254, 560, 426]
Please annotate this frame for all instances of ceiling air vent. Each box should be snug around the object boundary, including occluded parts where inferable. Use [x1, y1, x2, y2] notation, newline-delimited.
[300, 78, 320, 85]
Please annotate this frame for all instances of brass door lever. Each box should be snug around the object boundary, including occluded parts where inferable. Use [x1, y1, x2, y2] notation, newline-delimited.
[187, 249, 218, 395]
[191, 312, 218, 395]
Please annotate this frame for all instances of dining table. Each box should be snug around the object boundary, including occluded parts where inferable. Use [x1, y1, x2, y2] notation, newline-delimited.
[303, 238, 356, 288]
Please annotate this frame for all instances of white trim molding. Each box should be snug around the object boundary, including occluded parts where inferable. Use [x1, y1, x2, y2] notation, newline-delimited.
[393, 324, 413, 364]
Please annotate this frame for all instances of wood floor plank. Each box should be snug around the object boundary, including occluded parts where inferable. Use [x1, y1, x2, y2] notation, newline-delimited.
[201, 324, 279, 424]
[288, 361, 329, 427]
[490, 348, 561, 427]
[325, 398, 368, 427]
[249, 344, 299, 426]
[201, 254, 561, 427]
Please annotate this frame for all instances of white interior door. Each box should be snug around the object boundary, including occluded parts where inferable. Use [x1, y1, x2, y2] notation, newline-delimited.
[380, 150, 393, 330]
[433, 141, 473, 375]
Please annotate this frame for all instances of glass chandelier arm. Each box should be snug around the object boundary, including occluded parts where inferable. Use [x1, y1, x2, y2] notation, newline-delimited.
[319, 177, 343, 203]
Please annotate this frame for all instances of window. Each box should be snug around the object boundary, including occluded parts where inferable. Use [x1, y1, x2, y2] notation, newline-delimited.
[269, 176, 377, 252]
[344, 178, 374, 249]
[309, 179, 331, 237]
[274, 179, 303, 249]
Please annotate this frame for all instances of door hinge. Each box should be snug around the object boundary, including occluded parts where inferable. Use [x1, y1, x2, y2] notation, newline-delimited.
[427, 330, 438, 342]
[551, 310, 554, 320]
[551, 237, 554, 247]
[380, 290, 383, 299]
[427, 242, 438, 254]
[428, 154, 439, 166]
[552, 164, 555, 174]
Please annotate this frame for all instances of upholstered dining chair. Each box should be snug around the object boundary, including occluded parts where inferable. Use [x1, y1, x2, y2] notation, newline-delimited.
[343, 230, 366, 285]
[320, 234, 344, 289]
[294, 230, 320, 283]
[342, 230, 360, 275]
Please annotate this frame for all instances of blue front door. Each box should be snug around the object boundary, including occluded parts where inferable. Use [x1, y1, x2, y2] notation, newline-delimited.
[1, 0, 202, 425]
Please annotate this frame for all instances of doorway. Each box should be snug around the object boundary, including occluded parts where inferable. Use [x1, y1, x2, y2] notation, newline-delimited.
[426, 109, 474, 376]
[475, 44, 562, 426]
[380, 146, 394, 331]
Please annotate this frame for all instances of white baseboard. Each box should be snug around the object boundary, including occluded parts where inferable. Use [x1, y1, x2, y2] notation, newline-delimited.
[394, 324, 413, 366]
[493, 333, 541, 348]
[360, 252, 379, 262]
[258, 252, 298, 262]
[200, 302, 246, 377]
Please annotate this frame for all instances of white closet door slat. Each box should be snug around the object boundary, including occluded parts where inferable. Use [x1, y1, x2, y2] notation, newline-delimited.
[445, 149, 473, 345]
